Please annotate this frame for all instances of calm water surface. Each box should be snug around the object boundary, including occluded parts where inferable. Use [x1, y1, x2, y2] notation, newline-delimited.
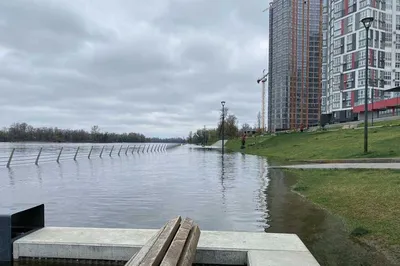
[0, 143, 395, 265]
[0, 143, 269, 231]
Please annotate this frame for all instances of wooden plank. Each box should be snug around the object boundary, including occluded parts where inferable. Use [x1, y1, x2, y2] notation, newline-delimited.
[160, 218, 194, 266]
[125, 216, 181, 266]
[177, 224, 201, 266]
[125, 225, 165, 266]
[139, 216, 182, 266]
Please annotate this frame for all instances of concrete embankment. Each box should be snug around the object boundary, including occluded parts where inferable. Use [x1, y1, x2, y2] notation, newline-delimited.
[13, 227, 319, 265]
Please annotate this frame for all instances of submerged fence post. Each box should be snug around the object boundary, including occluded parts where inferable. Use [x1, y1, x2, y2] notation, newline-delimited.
[137, 145, 141, 153]
[74, 147, 80, 161]
[132, 146, 135, 154]
[142, 145, 146, 153]
[6, 148, 15, 168]
[57, 147, 63, 163]
[146, 145, 150, 153]
[118, 145, 123, 156]
[35, 147, 43, 165]
[100, 146, 105, 158]
[109, 145, 114, 157]
[150, 145, 154, 152]
[88, 146, 93, 159]
[125, 145, 129, 155]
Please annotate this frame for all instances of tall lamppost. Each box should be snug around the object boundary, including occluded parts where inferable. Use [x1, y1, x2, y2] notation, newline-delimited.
[221, 101, 226, 153]
[361, 16, 374, 154]
[371, 89, 374, 126]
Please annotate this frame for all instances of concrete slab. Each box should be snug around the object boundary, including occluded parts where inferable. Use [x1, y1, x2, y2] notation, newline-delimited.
[248, 250, 321, 266]
[13, 227, 319, 266]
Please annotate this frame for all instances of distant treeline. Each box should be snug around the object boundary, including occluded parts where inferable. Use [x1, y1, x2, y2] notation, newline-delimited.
[187, 109, 243, 145]
[0, 123, 185, 143]
[187, 108, 262, 145]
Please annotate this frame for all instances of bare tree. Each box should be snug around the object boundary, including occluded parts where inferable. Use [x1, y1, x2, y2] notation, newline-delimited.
[218, 114, 238, 138]
[91, 125, 100, 133]
[241, 123, 251, 133]
[91, 125, 101, 142]
[188, 131, 193, 144]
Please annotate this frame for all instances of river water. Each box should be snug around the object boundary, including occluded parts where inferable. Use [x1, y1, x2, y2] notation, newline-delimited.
[0, 143, 395, 265]
[0, 143, 269, 231]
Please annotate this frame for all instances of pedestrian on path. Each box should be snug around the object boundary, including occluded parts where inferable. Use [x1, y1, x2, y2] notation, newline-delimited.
[241, 133, 247, 149]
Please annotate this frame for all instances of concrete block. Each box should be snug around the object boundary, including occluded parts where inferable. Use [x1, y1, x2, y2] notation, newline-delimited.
[248, 250, 319, 266]
[13, 227, 319, 266]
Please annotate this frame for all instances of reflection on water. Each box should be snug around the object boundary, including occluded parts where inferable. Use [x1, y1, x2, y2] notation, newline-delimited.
[0, 145, 270, 231]
[1, 143, 391, 265]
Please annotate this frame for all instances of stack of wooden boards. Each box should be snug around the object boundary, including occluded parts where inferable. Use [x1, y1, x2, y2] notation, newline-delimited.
[125, 216, 201, 266]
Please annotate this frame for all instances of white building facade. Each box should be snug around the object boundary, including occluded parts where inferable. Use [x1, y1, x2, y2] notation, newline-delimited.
[322, 0, 400, 123]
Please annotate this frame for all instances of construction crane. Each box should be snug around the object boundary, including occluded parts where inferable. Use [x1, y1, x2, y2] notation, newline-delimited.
[257, 70, 269, 132]
[262, 1, 272, 12]
[262, 6, 270, 12]
[256, 2, 272, 132]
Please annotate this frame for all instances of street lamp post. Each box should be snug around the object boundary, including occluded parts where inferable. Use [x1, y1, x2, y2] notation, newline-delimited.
[372, 88, 374, 126]
[221, 101, 226, 154]
[361, 16, 374, 153]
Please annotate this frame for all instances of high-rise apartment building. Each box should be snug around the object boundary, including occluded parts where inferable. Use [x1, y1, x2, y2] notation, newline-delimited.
[268, 0, 323, 131]
[322, 0, 400, 123]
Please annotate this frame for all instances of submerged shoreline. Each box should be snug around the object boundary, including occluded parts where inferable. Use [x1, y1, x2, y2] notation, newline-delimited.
[266, 167, 397, 266]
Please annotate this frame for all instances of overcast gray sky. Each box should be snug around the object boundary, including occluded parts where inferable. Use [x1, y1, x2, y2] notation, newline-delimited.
[0, 0, 268, 138]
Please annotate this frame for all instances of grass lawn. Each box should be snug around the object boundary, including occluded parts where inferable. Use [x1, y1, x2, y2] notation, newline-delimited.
[358, 119, 400, 128]
[286, 168, 400, 248]
[226, 125, 400, 162]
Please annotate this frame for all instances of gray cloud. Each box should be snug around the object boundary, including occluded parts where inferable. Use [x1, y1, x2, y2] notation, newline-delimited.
[0, 0, 268, 137]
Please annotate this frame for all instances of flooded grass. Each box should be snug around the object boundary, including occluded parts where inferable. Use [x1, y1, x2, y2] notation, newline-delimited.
[266, 168, 397, 266]
[289, 168, 400, 265]
[289, 169, 400, 248]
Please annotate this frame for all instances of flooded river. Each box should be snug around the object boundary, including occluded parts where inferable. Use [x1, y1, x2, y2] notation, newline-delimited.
[0, 143, 394, 265]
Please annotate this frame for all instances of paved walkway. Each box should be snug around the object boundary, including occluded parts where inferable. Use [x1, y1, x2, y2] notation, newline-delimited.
[275, 163, 400, 169]
[189, 140, 228, 150]
[210, 140, 228, 147]
[290, 158, 400, 164]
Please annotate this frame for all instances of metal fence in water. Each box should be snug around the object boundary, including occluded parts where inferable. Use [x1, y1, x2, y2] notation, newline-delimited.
[0, 143, 181, 168]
